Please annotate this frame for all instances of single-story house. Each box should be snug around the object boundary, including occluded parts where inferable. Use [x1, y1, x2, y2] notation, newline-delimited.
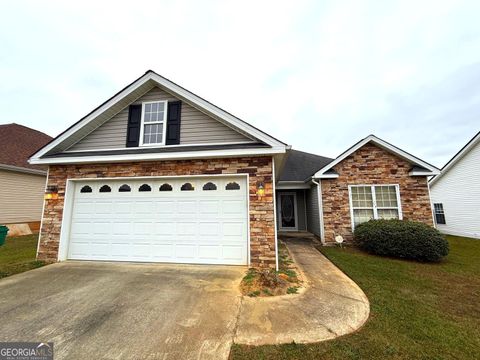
[29, 71, 440, 268]
[0, 123, 52, 234]
[430, 131, 480, 239]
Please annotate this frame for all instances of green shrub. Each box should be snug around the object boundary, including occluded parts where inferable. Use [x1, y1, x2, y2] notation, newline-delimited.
[353, 219, 449, 262]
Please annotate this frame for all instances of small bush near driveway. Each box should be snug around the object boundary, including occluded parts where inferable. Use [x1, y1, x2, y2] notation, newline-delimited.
[354, 219, 449, 262]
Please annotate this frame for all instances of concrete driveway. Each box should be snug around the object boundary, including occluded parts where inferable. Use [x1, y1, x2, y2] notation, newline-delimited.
[0, 261, 245, 360]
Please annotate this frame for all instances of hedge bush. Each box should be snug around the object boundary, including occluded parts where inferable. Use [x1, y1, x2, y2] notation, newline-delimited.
[353, 219, 449, 262]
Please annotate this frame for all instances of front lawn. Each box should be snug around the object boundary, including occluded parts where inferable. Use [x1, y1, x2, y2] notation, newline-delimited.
[230, 235, 480, 359]
[0, 234, 46, 278]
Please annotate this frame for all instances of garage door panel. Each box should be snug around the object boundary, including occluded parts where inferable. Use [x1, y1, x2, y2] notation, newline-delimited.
[68, 177, 248, 265]
[175, 245, 196, 259]
[112, 222, 131, 235]
[199, 245, 221, 259]
[151, 244, 174, 258]
[199, 200, 220, 215]
[133, 222, 154, 235]
[155, 201, 176, 214]
[154, 222, 176, 235]
[133, 201, 155, 214]
[177, 200, 196, 214]
[222, 245, 245, 260]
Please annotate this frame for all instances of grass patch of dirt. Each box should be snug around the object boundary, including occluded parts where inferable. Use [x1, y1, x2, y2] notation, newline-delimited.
[240, 241, 303, 297]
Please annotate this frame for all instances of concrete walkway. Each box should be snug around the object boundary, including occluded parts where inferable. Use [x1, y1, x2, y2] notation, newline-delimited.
[234, 238, 370, 345]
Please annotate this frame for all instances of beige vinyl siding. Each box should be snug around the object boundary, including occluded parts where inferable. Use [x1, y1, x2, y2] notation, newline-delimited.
[69, 87, 252, 151]
[0, 169, 46, 224]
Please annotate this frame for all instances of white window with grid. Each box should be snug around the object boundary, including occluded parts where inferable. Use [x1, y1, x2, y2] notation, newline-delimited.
[348, 185, 402, 229]
[140, 101, 167, 145]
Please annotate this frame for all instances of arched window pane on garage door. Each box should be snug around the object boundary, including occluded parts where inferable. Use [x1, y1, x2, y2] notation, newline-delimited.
[226, 182, 240, 190]
[202, 182, 217, 191]
[80, 185, 92, 193]
[181, 183, 194, 191]
[159, 183, 173, 191]
[139, 184, 152, 192]
[99, 185, 111, 193]
[119, 184, 131, 192]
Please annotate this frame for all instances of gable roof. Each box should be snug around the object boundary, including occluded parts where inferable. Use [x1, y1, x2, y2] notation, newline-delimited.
[279, 149, 333, 182]
[30, 70, 287, 164]
[313, 135, 440, 179]
[0, 123, 51, 174]
[429, 130, 480, 186]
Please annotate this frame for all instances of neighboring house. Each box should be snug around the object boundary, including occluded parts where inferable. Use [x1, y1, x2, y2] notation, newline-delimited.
[29, 70, 440, 268]
[430, 131, 480, 239]
[0, 123, 52, 232]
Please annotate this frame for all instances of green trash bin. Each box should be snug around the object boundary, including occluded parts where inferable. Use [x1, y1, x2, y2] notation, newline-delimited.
[0, 226, 8, 246]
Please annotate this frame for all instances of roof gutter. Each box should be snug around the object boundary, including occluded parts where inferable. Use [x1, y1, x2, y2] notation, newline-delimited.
[0, 163, 47, 176]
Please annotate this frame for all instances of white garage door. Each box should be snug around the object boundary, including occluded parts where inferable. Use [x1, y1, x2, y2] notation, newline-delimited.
[67, 176, 248, 265]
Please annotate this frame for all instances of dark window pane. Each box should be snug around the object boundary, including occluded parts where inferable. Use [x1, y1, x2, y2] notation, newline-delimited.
[80, 185, 92, 193]
[139, 184, 151, 192]
[119, 184, 131, 192]
[225, 182, 240, 190]
[159, 183, 173, 191]
[99, 185, 111, 193]
[202, 182, 217, 191]
[181, 183, 194, 191]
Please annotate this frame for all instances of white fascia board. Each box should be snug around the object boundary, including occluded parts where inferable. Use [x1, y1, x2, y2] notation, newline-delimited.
[316, 173, 339, 179]
[31, 72, 287, 162]
[409, 170, 439, 176]
[313, 135, 440, 178]
[29, 146, 286, 165]
[276, 181, 311, 190]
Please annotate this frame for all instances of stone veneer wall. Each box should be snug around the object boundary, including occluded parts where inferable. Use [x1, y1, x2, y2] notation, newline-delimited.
[37, 156, 276, 268]
[321, 143, 434, 243]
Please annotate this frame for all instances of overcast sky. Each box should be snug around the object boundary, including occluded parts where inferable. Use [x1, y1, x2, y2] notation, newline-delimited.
[1, 0, 479, 167]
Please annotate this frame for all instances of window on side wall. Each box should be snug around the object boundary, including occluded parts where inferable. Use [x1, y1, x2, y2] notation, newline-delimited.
[140, 101, 167, 145]
[349, 185, 402, 229]
[433, 203, 446, 224]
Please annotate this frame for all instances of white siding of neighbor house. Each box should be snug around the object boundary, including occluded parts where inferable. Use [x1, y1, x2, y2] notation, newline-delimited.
[306, 184, 321, 237]
[430, 139, 480, 239]
[0, 169, 46, 224]
[68, 87, 253, 151]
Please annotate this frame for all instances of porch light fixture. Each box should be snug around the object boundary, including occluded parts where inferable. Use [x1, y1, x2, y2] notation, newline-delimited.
[256, 182, 265, 197]
[44, 185, 59, 200]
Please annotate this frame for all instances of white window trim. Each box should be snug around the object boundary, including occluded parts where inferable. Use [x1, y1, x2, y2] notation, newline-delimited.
[139, 100, 168, 146]
[348, 184, 403, 230]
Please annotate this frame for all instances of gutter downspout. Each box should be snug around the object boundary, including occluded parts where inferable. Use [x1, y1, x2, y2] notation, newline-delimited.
[311, 177, 326, 244]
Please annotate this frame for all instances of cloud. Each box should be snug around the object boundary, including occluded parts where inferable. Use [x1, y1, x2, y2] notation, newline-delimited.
[0, 0, 479, 167]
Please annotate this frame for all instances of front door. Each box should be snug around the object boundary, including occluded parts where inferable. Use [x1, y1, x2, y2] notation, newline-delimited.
[279, 193, 297, 231]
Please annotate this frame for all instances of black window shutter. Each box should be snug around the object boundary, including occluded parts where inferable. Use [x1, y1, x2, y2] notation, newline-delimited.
[166, 101, 182, 145]
[126, 104, 142, 147]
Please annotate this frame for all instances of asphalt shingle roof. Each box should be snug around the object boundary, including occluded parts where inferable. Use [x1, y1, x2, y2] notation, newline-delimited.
[0, 123, 52, 171]
[279, 149, 333, 182]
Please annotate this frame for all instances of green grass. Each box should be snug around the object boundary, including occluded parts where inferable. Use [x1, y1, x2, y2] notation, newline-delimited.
[0, 234, 46, 278]
[230, 235, 480, 360]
